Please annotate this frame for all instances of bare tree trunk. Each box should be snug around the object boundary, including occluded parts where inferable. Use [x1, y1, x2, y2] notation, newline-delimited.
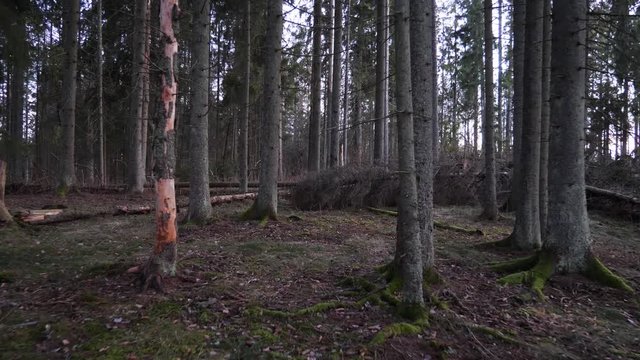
[96, 0, 105, 186]
[139, 0, 180, 292]
[539, 0, 551, 236]
[431, 0, 438, 160]
[374, 0, 387, 165]
[329, 0, 343, 168]
[341, 0, 351, 166]
[141, 1, 151, 181]
[497, 0, 503, 156]
[410, 0, 436, 271]
[127, 0, 149, 194]
[480, 0, 498, 220]
[0, 160, 12, 223]
[58, 0, 80, 194]
[511, 0, 542, 250]
[506, 0, 526, 210]
[243, 0, 282, 220]
[185, 0, 212, 224]
[307, 0, 322, 172]
[394, 0, 425, 315]
[239, 0, 251, 190]
[324, 0, 335, 170]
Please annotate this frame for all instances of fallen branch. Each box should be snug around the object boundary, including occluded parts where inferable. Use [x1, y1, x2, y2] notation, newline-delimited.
[366, 207, 484, 236]
[211, 192, 257, 205]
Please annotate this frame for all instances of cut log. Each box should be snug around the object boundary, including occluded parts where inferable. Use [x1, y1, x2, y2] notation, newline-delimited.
[211, 192, 257, 205]
[366, 207, 484, 235]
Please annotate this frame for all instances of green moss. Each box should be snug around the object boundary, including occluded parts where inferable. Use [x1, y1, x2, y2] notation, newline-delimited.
[583, 256, 634, 293]
[370, 322, 423, 345]
[497, 252, 554, 299]
[250, 325, 280, 343]
[490, 253, 539, 273]
[0, 270, 16, 283]
[428, 293, 449, 310]
[397, 302, 429, 322]
[339, 276, 377, 292]
[470, 324, 521, 345]
[247, 301, 346, 319]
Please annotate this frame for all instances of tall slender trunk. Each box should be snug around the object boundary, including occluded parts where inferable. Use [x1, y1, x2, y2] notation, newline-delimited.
[141, 0, 180, 291]
[497, 0, 503, 156]
[96, 0, 106, 186]
[512, 0, 543, 250]
[128, 0, 149, 193]
[244, 0, 282, 220]
[58, 0, 80, 193]
[539, 0, 551, 237]
[239, 0, 251, 190]
[324, 0, 335, 170]
[481, 0, 498, 220]
[0, 160, 12, 223]
[508, 0, 526, 210]
[185, 0, 212, 224]
[307, 0, 322, 172]
[329, 0, 343, 168]
[394, 0, 425, 314]
[341, 0, 351, 166]
[8, 60, 25, 184]
[410, 0, 436, 271]
[431, 0, 438, 160]
[374, 0, 387, 165]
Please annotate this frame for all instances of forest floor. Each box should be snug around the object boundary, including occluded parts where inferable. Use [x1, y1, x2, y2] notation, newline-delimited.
[0, 191, 639, 359]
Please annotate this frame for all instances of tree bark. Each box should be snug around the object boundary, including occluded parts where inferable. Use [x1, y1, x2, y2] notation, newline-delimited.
[96, 0, 106, 186]
[127, 0, 149, 193]
[140, 0, 180, 292]
[329, 0, 343, 168]
[243, 0, 282, 220]
[374, 0, 388, 165]
[410, 0, 435, 271]
[546, 0, 591, 268]
[480, 0, 498, 220]
[307, 0, 322, 172]
[58, 0, 80, 194]
[539, 0, 551, 236]
[239, 0, 250, 191]
[341, 0, 351, 166]
[0, 160, 12, 223]
[394, 0, 425, 314]
[511, 0, 543, 250]
[506, 0, 526, 211]
[185, 0, 212, 224]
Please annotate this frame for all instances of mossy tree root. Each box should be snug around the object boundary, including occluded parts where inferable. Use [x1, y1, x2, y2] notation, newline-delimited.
[494, 252, 634, 298]
[246, 300, 347, 319]
[479, 233, 514, 248]
[583, 256, 634, 293]
[240, 203, 277, 223]
[370, 321, 427, 346]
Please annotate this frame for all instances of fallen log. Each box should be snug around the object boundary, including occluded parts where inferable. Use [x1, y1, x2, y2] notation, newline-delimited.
[211, 192, 257, 205]
[366, 207, 484, 236]
[114, 206, 152, 215]
[585, 185, 640, 205]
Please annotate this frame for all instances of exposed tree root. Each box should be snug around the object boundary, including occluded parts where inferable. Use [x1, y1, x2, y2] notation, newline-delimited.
[245, 301, 346, 319]
[583, 257, 634, 293]
[240, 203, 277, 223]
[491, 252, 634, 298]
[370, 321, 427, 346]
[479, 233, 516, 248]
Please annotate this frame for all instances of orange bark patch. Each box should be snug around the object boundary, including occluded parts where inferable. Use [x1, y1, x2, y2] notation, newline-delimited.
[155, 178, 177, 252]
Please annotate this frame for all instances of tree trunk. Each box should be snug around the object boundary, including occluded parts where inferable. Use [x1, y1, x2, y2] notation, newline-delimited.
[0, 160, 12, 223]
[243, 0, 282, 220]
[139, 0, 180, 292]
[324, 0, 335, 170]
[239, 0, 251, 191]
[127, 0, 149, 193]
[341, 0, 351, 166]
[329, 0, 343, 168]
[410, 0, 435, 271]
[431, 0, 439, 160]
[511, 0, 543, 250]
[506, 0, 526, 210]
[58, 0, 80, 194]
[539, 0, 551, 236]
[185, 0, 212, 224]
[394, 0, 425, 315]
[480, 0, 498, 220]
[497, 0, 503, 156]
[374, 0, 388, 165]
[307, 0, 322, 172]
[8, 60, 25, 185]
[97, 0, 106, 186]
